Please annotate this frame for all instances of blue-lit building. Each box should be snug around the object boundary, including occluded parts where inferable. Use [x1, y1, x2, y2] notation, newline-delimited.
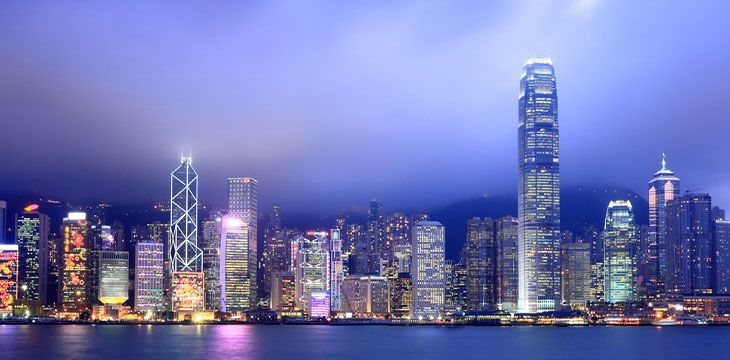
[517, 57, 561, 312]
[603, 200, 637, 303]
[666, 192, 714, 295]
[716, 220, 730, 294]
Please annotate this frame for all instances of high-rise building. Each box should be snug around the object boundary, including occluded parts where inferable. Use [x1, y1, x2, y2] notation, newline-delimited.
[60, 212, 91, 315]
[368, 199, 385, 258]
[15, 204, 49, 304]
[135, 242, 164, 312]
[714, 220, 730, 295]
[170, 157, 202, 272]
[464, 218, 498, 310]
[384, 213, 410, 255]
[359, 275, 389, 314]
[0, 244, 18, 313]
[591, 262, 604, 302]
[603, 200, 637, 303]
[294, 232, 330, 313]
[497, 216, 518, 308]
[262, 205, 283, 298]
[390, 272, 412, 318]
[228, 177, 258, 306]
[445, 259, 467, 312]
[220, 215, 251, 312]
[584, 225, 602, 265]
[98, 251, 129, 305]
[412, 221, 445, 318]
[712, 206, 726, 221]
[517, 57, 561, 312]
[666, 193, 714, 295]
[270, 271, 296, 311]
[647, 154, 680, 298]
[561, 243, 591, 306]
[0, 201, 6, 244]
[201, 218, 221, 310]
[635, 224, 650, 297]
[147, 221, 169, 245]
[330, 229, 344, 312]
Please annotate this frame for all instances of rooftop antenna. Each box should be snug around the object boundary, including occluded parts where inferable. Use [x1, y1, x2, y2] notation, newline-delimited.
[661, 152, 666, 171]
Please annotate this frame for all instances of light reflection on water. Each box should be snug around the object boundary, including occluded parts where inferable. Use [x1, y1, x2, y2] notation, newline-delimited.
[1, 325, 729, 360]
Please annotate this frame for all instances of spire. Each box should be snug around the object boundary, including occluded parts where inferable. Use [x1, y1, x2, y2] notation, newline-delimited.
[661, 153, 666, 171]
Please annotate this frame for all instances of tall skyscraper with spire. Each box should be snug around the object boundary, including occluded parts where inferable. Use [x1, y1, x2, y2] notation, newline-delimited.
[647, 153, 680, 298]
[517, 57, 561, 312]
[170, 157, 202, 272]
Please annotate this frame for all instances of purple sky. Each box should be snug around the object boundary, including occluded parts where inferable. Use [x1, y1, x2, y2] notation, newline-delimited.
[1, 1, 729, 212]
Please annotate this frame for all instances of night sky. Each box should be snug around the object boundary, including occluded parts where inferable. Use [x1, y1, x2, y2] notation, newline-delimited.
[1, 1, 729, 212]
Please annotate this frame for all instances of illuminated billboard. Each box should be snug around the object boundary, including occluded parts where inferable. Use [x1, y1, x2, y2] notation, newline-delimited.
[0, 245, 19, 311]
[62, 219, 90, 313]
[172, 272, 205, 312]
[309, 290, 330, 318]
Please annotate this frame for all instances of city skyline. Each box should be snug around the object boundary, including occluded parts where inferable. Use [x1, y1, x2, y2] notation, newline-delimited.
[1, 2, 730, 212]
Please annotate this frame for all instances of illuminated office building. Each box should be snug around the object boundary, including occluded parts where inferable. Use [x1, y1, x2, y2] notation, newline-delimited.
[517, 57, 561, 312]
[464, 218, 498, 310]
[666, 193, 714, 295]
[270, 271, 296, 311]
[61, 212, 91, 314]
[330, 229, 344, 312]
[135, 242, 164, 312]
[591, 262, 604, 302]
[368, 199, 385, 257]
[561, 243, 591, 306]
[170, 156, 202, 272]
[412, 221, 445, 318]
[385, 213, 410, 253]
[390, 272, 412, 318]
[497, 216, 519, 308]
[715, 220, 730, 294]
[228, 177, 258, 307]
[201, 218, 221, 310]
[262, 206, 285, 298]
[647, 154, 680, 297]
[309, 290, 331, 318]
[147, 221, 169, 244]
[294, 232, 330, 313]
[445, 260, 467, 312]
[360, 275, 388, 314]
[0, 245, 18, 313]
[15, 204, 49, 303]
[98, 251, 129, 305]
[220, 215, 251, 312]
[604, 200, 637, 303]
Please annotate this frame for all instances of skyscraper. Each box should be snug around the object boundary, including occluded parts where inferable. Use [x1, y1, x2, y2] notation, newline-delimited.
[603, 200, 637, 303]
[61, 212, 91, 315]
[714, 220, 730, 294]
[270, 271, 296, 311]
[412, 221, 445, 318]
[201, 218, 221, 310]
[464, 218, 498, 310]
[0, 244, 18, 313]
[15, 204, 49, 304]
[294, 232, 330, 313]
[170, 157, 202, 272]
[228, 177, 258, 307]
[330, 229, 344, 312]
[135, 242, 164, 312]
[561, 243, 591, 306]
[497, 216, 519, 308]
[262, 206, 287, 299]
[647, 154, 680, 298]
[98, 251, 129, 305]
[517, 57, 561, 312]
[220, 215, 251, 312]
[666, 193, 714, 295]
[368, 199, 384, 258]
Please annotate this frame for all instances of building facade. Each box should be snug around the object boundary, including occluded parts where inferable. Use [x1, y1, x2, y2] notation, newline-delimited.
[98, 251, 129, 305]
[201, 218, 221, 310]
[497, 216, 519, 308]
[134, 242, 164, 312]
[716, 220, 730, 294]
[666, 193, 714, 295]
[412, 221, 445, 318]
[464, 218, 498, 310]
[647, 154, 680, 298]
[603, 200, 637, 303]
[227, 177, 258, 307]
[15, 204, 49, 304]
[294, 232, 330, 313]
[517, 57, 561, 312]
[561, 243, 591, 306]
[270, 271, 296, 311]
[170, 157, 202, 272]
[220, 215, 251, 312]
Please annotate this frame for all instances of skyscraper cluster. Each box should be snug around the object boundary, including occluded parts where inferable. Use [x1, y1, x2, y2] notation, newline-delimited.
[0, 57, 728, 323]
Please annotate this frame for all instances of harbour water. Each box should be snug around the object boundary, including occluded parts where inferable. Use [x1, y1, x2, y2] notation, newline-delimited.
[2, 324, 728, 359]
